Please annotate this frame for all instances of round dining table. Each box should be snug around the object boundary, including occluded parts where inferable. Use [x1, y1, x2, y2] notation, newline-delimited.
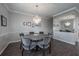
[23, 34, 50, 51]
[24, 34, 49, 42]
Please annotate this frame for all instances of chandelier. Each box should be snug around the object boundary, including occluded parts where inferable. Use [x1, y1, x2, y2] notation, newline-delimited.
[65, 22, 71, 26]
[33, 15, 41, 24]
[33, 5, 41, 24]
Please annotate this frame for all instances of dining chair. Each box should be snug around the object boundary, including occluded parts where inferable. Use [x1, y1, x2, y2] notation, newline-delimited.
[29, 32, 34, 35]
[19, 33, 24, 49]
[19, 33, 36, 56]
[38, 36, 51, 56]
[39, 31, 44, 34]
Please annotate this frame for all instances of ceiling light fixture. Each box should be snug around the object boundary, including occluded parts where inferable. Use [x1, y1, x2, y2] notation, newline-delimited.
[33, 5, 41, 24]
[65, 22, 71, 26]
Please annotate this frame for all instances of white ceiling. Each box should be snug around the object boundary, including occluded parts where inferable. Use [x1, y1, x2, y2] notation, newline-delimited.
[2, 3, 79, 17]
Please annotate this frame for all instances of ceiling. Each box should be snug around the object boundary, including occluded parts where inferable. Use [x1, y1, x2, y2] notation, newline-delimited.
[2, 3, 79, 17]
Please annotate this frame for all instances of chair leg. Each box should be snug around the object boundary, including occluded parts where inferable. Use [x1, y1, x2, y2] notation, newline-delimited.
[22, 48, 24, 56]
[28, 50, 31, 56]
[20, 44, 22, 49]
[20, 41, 22, 49]
[42, 49, 45, 56]
[42, 45, 45, 56]
[49, 42, 51, 54]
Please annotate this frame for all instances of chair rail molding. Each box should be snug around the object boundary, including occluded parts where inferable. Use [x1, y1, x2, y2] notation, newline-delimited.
[53, 7, 79, 17]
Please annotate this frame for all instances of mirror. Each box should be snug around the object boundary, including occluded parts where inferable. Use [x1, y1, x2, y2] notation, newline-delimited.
[60, 19, 74, 32]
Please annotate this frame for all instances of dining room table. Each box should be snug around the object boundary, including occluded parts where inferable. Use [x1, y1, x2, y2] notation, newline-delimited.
[24, 34, 49, 41]
[23, 34, 50, 51]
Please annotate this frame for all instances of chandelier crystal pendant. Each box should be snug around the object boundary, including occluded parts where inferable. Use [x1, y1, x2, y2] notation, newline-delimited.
[33, 15, 41, 24]
[33, 5, 41, 24]
[65, 22, 71, 26]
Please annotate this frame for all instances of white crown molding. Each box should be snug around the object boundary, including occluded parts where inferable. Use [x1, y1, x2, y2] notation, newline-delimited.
[2, 4, 50, 18]
[1, 4, 10, 12]
[74, 7, 79, 13]
[53, 7, 79, 17]
[2, 4, 35, 16]
[2, 4, 79, 18]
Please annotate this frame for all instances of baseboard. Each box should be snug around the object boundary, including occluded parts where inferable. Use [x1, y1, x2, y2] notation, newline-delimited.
[0, 42, 9, 55]
[0, 40, 20, 55]
[54, 38, 75, 45]
[0, 38, 75, 55]
[8, 40, 21, 44]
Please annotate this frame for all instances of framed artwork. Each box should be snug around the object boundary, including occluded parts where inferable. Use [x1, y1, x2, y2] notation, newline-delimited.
[23, 21, 41, 27]
[27, 22, 31, 26]
[23, 22, 31, 26]
[1, 15, 7, 26]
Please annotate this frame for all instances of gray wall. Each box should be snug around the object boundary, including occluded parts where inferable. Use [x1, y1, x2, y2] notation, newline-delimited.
[8, 12, 53, 42]
[0, 4, 9, 54]
[53, 10, 78, 45]
[0, 4, 53, 54]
